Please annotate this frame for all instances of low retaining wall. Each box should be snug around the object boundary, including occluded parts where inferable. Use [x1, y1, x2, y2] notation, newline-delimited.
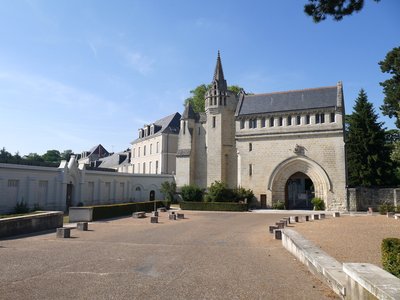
[347, 187, 400, 211]
[0, 211, 63, 238]
[282, 228, 400, 299]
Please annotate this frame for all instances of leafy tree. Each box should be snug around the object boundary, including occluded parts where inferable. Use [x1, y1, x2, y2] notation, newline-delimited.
[379, 47, 400, 128]
[180, 184, 203, 202]
[184, 84, 244, 113]
[205, 181, 235, 202]
[385, 129, 400, 144]
[233, 186, 254, 203]
[304, 0, 380, 23]
[346, 89, 392, 186]
[24, 153, 44, 162]
[160, 181, 176, 202]
[61, 149, 73, 161]
[42, 150, 61, 163]
[0, 147, 12, 160]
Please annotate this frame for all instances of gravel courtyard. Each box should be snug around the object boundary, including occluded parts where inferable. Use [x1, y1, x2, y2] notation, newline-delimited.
[0, 211, 337, 299]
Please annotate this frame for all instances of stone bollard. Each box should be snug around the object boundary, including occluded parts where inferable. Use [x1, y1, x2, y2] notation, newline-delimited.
[320, 213, 326, 219]
[367, 207, 373, 215]
[77, 222, 88, 231]
[333, 212, 340, 218]
[289, 216, 296, 223]
[311, 214, 320, 220]
[150, 216, 158, 223]
[283, 217, 291, 224]
[177, 213, 184, 219]
[280, 219, 288, 227]
[304, 215, 310, 222]
[269, 225, 278, 233]
[276, 222, 285, 229]
[387, 212, 395, 218]
[294, 216, 299, 222]
[152, 211, 159, 217]
[273, 229, 282, 240]
[56, 227, 71, 238]
[169, 214, 177, 220]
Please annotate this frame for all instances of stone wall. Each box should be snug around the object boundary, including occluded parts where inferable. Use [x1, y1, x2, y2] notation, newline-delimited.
[347, 187, 400, 211]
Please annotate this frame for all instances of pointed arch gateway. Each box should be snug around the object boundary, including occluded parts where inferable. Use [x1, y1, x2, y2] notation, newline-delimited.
[268, 156, 332, 209]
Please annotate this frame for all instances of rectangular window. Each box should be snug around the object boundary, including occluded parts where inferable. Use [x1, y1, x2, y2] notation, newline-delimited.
[240, 120, 245, 129]
[149, 161, 152, 173]
[296, 115, 301, 125]
[156, 142, 159, 153]
[316, 113, 325, 124]
[249, 143, 252, 151]
[137, 163, 140, 173]
[287, 115, 292, 126]
[143, 162, 146, 174]
[105, 182, 111, 201]
[306, 115, 310, 124]
[138, 147, 141, 157]
[155, 160, 159, 174]
[249, 164, 253, 176]
[278, 117, 283, 126]
[330, 112, 335, 123]
[212, 116, 216, 128]
[269, 117, 274, 127]
[261, 118, 266, 128]
[88, 182, 94, 202]
[321, 113, 325, 123]
[144, 145, 146, 156]
[8, 179, 19, 187]
[132, 148, 135, 158]
[183, 121, 186, 134]
[198, 127, 201, 135]
[249, 119, 253, 129]
[253, 119, 257, 128]
[150, 144, 152, 154]
[132, 164, 135, 173]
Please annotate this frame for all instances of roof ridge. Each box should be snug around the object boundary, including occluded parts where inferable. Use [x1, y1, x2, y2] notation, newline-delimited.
[247, 85, 337, 97]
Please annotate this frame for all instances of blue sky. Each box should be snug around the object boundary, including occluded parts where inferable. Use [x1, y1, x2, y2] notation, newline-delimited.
[0, 0, 399, 156]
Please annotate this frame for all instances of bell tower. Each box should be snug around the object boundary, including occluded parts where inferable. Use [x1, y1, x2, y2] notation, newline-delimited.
[205, 51, 238, 188]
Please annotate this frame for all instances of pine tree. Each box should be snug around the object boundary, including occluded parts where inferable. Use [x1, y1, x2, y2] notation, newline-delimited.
[346, 89, 392, 186]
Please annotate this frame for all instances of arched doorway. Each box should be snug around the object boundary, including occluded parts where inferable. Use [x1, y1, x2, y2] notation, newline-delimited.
[149, 190, 155, 201]
[285, 172, 314, 209]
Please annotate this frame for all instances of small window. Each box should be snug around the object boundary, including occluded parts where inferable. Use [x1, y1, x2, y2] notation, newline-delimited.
[155, 160, 159, 174]
[8, 179, 19, 187]
[240, 120, 245, 129]
[143, 162, 146, 174]
[269, 117, 275, 127]
[306, 115, 310, 124]
[138, 147, 141, 157]
[278, 117, 283, 126]
[150, 144, 152, 155]
[316, 113, 325, 124]
[137, 163, 140, 173]
[330, 112, 335, 123]
[183, 121, 186, 134]
[261, 117, 266, 128]
[287, 115, 292, 126]
[249, 119, 253, 129]
[149, 161, 152, 173]
[249, 143, 252, 151]
[249, 164, 253, 176]
[212, 116, 216, 128]
[156, 142, 159, 153]
[252, 119, 257, 128]
[144, 145, 146, 156]
[198, 127, 201, 135]
[321, 113, 325, 123]
[296, 115, 301, 125]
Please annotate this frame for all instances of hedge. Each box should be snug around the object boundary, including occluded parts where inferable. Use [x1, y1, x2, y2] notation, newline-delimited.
[382, 238, 400, 278]
[84, 201, 169, 221]
[180, 201, 248, 212]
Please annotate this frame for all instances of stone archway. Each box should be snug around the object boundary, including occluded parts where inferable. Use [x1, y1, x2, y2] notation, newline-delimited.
[268, 156, 331, 208]
[285, 172, 314, 209]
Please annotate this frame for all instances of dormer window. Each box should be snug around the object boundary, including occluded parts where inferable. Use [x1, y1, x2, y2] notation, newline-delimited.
[287, 115, 292, 126]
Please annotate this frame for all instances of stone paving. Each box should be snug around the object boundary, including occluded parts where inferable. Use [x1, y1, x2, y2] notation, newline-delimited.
[0, 211, 338, 299]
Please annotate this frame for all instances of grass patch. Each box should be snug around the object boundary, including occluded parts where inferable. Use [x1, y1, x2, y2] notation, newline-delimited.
[0, 211, 43, 219]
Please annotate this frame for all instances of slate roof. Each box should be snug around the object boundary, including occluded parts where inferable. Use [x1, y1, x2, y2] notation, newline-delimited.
[97, 151, 130, 169]
[236, 86, 338, 116]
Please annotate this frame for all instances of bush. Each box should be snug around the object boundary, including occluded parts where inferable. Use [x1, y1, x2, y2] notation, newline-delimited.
[32, 203, 43, 211]
[234, 186, 254, 203]
[272, 201, 285, 210]
[160, 181, 176, 203]
[181, 184, 204, 202]
[180, 201, 248, 211]
[87, 201, 165, 221]
[382, 238, 400, 278]
[379, 203, 396, 215]
[311, 197, 325, 210]
[205, 181, 235, 202]
[14, 200, 29, 214]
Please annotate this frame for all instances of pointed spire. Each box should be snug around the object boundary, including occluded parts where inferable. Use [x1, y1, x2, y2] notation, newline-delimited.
[182, 102, 196, 120]
[212, 51, 227, 91]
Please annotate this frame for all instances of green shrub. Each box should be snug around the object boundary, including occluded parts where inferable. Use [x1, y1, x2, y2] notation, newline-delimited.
[379, 203, 396, 215]
[205, 181, 235, 202]
[272, 201, 285, 210]
[181, 184, 204, 202]
[160, 181, 176, 203]
[180, 201, 248, 211]
[382, 238, 400, 278]
[32, 203, 43, 211]
[311, 197, 325, 210]
[14, 200, 29, 214]
[234, 186, 254, 203]
[87, 201, 165, 221]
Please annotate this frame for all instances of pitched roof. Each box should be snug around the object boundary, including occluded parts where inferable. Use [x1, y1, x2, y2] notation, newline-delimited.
[182, 103, 197, 120]
[236, 86, 338, 116]
[97, 151, 130, 169]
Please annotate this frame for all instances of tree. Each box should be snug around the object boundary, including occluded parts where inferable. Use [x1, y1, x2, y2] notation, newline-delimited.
[160, 181, 176, 202]
[0, 147, 12, 160]
[184, 84, 244, 113]
[180, 184, 203, 202]
[379, 47, 400, 128]
[205, 181, 235, 202]
[346, 89, 392, 186]
[24, 153, 44, 162]
[304, 0, 380, 23]
[42, 150, 61, 163]
[61, 149, 73, 161]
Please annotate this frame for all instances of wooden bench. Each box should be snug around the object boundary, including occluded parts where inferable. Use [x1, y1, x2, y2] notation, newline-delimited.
[132, 211, 146, 218]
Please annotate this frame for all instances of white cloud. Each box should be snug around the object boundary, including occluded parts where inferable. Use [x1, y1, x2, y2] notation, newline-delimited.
[119, 48, 155, 75]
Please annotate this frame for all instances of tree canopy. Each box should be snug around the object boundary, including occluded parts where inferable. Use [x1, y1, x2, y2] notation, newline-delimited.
[346, 89, 393, 186]
[304, 0, 380, 23]
[379, 47, 400, 128]
[184, 84, 243, 113]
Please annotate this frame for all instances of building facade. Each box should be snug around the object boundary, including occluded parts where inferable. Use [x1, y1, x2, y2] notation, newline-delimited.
[131, 112, 180, 175]
[176, 53, 347, 210]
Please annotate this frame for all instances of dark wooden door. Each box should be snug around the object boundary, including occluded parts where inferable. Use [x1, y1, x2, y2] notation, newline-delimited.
[260, 194, 267, 208]
[66, 184, 73, 209]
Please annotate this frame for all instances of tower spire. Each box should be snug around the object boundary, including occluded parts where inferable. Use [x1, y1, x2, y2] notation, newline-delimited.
[212, 50, 227, 91]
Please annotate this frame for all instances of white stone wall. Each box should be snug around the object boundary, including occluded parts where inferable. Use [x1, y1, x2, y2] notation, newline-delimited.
[0, 159, 174, 214]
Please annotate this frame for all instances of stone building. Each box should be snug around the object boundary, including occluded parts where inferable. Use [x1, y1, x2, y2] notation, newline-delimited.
[131, 112, 181, 175]
[176, 52, 347, 210]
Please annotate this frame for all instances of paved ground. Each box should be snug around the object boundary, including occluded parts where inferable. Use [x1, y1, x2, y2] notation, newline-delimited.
[0, 211, 338, 299]
[293, 213, 400, 267]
